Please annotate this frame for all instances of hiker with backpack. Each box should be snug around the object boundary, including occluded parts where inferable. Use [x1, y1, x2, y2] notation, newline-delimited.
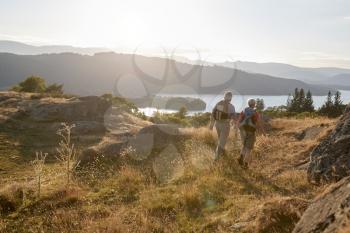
[238, 99, 263, 169]
[209, 91, 236, 160]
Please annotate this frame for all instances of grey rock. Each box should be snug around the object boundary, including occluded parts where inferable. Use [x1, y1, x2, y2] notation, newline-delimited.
[308, 104, 350, 183]
[127, 124, 184, 160]
[293, 176, 350, 233]
[78, 124, 186, 166]
[296, 126, 324, 141]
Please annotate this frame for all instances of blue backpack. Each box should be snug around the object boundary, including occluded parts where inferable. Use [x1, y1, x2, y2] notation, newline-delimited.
[239, 108, 257, 132]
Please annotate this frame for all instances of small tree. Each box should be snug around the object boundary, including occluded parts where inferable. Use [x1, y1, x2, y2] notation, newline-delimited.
[56, 123, 79, 187]
[298, 88, 306, 111]
[12, 76, 46, 93]
[334, 91, 342, 105]
[288, 88, 300, 112]
[176, 106, 188, 119]
[325, 91, 333, 109]
[304, 90, 315, 112]
[256, 98, 265, 112]
[31, 152, 47, 199]
[319, 91, 334, 117]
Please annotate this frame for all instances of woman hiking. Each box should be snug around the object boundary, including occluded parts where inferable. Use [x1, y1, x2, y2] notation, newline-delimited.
[237, 99, 263, 169]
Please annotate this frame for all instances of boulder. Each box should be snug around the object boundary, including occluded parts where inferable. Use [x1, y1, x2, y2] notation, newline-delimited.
[308, 104, 350, 183]
[127, 124, 184, 160]
[78, 124, 186, 166]
[296, 126, 324, 141]
[292, 176, 350, 233]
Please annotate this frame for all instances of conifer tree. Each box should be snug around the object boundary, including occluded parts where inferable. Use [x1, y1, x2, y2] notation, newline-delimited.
[319, 91, 334, 117]
[304, 90, 315, 112]
[333, 91, 344, 117]
[288, 88, 300, 112]
[298, 88, 306, 111]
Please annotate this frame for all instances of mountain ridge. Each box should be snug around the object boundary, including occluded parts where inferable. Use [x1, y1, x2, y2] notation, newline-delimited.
[0, 40, 109, 55]
[219, 60, 350, 85]
[0, 52, 335, 96]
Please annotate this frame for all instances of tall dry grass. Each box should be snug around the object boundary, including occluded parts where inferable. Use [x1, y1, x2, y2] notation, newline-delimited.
[0, 117, 338, 233]
[31, 152, 47, 199]
[56, 123, 80, 188]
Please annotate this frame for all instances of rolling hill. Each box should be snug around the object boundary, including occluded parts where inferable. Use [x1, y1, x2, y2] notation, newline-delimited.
[0, 52, 335, 96]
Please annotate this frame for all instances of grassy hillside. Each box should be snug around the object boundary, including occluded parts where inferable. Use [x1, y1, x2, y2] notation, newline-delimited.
[0, 117, 336, 233]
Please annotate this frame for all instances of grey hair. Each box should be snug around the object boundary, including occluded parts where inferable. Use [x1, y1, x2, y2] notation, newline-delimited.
[248, 99, 256, 107]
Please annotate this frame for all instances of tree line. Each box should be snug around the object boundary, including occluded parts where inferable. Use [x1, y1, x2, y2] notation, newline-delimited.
[286, 88, 346, 117]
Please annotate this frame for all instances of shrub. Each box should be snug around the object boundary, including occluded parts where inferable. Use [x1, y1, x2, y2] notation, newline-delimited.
[150, 111, 189, 126]
[12, 76, 46, 93]
[11, 76, 65, 96]
[45, 83, 64, 95]
[188, 112, 211, 127]
[56, 123, 79, 188]
[175, 106, 188, 119]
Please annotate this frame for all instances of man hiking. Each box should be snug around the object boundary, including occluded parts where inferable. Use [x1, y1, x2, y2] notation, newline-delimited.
[209, 91, 236, 160]
[237, 99, 263, 169]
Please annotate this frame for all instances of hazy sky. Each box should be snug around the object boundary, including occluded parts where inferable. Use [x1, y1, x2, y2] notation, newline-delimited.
[1, 0, 350, 68]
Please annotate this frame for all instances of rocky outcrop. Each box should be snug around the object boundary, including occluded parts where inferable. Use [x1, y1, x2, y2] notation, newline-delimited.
[293, 176, 350, 233]
[0, 92, 112, 136]
[307, 104, 350, 183]
[26, 96, 111, 122]
[295, 125, 325, 141]
[0, 91, 152, 163]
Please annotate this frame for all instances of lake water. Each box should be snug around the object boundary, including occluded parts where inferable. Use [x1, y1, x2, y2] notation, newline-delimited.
[140, 90, 350, 116]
